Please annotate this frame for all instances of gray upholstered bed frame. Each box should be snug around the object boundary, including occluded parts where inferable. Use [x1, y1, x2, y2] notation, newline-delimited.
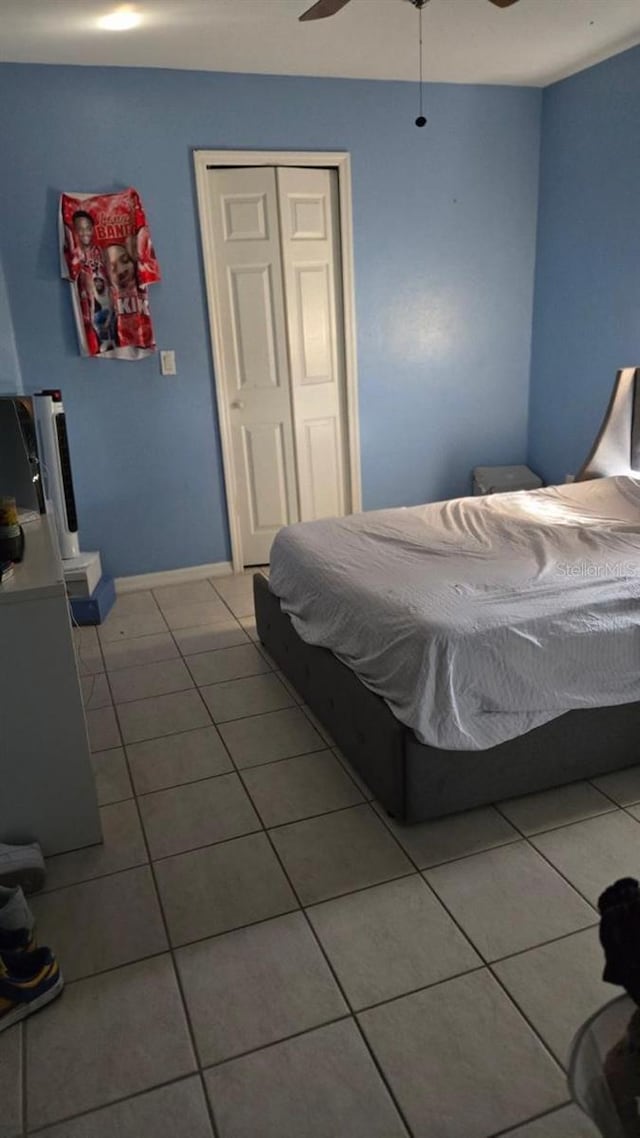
[255, 574, 640, 822]
[254, 367, 640, 823]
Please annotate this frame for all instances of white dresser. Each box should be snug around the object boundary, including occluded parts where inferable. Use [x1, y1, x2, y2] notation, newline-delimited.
[0, 514, 102, 855]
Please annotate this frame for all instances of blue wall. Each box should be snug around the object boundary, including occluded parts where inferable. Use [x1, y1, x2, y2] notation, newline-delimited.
[528, 45, 640, 484]
[0, 64, 541, 576]
[0, 256, 22, 394]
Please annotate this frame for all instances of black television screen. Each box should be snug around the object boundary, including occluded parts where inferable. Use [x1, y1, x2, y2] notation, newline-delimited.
[0, 396, 44, 514]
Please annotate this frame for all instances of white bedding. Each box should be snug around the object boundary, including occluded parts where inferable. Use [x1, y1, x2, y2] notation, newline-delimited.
[268, 477, 640, 751]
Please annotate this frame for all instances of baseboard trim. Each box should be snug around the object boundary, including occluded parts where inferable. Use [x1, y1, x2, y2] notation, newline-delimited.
[115, 561, 233, 593]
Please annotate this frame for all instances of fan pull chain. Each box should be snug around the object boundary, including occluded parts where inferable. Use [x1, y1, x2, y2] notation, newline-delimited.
[415, 1, 427, 128]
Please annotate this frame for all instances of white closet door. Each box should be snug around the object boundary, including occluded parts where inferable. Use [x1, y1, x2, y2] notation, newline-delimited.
[207, 167, 299, 565]
[277, 167, 348, 521]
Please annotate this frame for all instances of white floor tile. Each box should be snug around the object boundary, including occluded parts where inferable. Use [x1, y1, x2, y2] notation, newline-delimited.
[333, 748, 375, 800]
[425, 841, 596, 961]
[90, 747, 133, 805]
[26, 956, 195, 1129]
[0, 1026, 21, 1138]
[109, 590, 159, 616]
[213, 573, 256, 598]
[154, 832, 297, 946]
[177, 912, 347, 1064]
[301, 706, 335, 746]
[308, 874, 480, 1010]
[153, 580, 220, 609]
[238, 615, 259, 642]
[242, 750, 364, 827]
[73, 625, 103, 676]
[117, 689, 211, 744]
[220, 593, 255, 619]
[139, 773, 260, 859]
[256, 644, 278, 669]
[271, 804, 412, 906]
[101, 632, 180, 672]
[161, 600, 230, 631]
[493, 927, 611, 1067]
[35, 1078, 214, 1138]
[27, 608, 639, 1138]
[359, 970, 567, 1138]
[498, 782, 615, 836]
[275, 670, 304, 703]
[213, 587, 256, 614]
[500, 1104, 599, 1137]
[174, 620, 249, 656]
[81, 672, 112, 710]
[127, 726, 232, 795]
[530, 811, 640, 906]
[109, 658, 194, 704]
[31, 866, 167, 982]
[380, 805, 519, 869]
[86, 705, 121, 752]
[43, 800, 147, 892]
[201, 673, 294, 723]
[98, 610, 168, 643]
[186, 644, 269, 687]
[219, 707, 323, 768]
[593, 765, 640, 807]
[205, 1019, 408, 1138]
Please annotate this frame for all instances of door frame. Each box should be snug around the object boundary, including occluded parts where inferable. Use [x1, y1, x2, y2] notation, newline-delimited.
[193, 149, 362, 572]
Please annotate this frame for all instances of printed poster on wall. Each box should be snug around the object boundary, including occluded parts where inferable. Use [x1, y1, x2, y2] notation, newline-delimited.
[59, 188, 161, 360]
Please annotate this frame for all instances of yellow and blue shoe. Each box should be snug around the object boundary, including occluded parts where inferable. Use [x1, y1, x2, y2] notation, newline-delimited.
[0, 926, 36, 954]
[0, 947, 63, 1032]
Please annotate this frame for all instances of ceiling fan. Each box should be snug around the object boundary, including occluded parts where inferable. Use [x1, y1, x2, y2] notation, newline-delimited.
[300, 0, 518, 20]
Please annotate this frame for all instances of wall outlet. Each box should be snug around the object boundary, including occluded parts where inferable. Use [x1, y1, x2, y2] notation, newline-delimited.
[160, 350, 177, 376]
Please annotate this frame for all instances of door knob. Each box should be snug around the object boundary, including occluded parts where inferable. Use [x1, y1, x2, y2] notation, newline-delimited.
[230, 400, 245, 410]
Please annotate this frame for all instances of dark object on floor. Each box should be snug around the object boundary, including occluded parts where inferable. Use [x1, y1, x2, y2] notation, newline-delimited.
[0, 946, 64, 1033]
[254, 572, 640, 823]
[599, 878, 640, 1004]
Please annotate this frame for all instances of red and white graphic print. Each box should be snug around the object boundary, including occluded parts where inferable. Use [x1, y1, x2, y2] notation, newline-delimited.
[59, 188, 161, 360]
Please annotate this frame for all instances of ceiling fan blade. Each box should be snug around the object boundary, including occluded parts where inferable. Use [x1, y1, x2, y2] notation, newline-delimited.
[487, 0, 520, 6]
[299, 0, 351, 21]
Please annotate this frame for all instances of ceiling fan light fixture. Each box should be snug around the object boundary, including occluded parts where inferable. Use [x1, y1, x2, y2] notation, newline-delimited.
[300, 0, 520, 18]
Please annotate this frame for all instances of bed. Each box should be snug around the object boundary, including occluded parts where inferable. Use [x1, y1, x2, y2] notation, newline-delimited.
[254, 368, 640, 822]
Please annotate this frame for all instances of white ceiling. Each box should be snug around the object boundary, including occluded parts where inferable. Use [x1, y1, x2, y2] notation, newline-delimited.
[1, 0, 640, 87]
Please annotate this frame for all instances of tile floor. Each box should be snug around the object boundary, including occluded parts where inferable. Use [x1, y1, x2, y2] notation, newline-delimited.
[12, 571, 637, 1135]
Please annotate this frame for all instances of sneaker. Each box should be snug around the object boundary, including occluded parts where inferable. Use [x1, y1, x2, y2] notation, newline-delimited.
[0, 842, 46, 894]
[0, 925, 36, 955]
[0, 886, 34, 935]
[0, 888, 37, 956]
[0, 947, 64, 1033]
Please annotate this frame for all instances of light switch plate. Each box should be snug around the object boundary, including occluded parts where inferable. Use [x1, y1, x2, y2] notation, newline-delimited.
[160, 350, 177, 376]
